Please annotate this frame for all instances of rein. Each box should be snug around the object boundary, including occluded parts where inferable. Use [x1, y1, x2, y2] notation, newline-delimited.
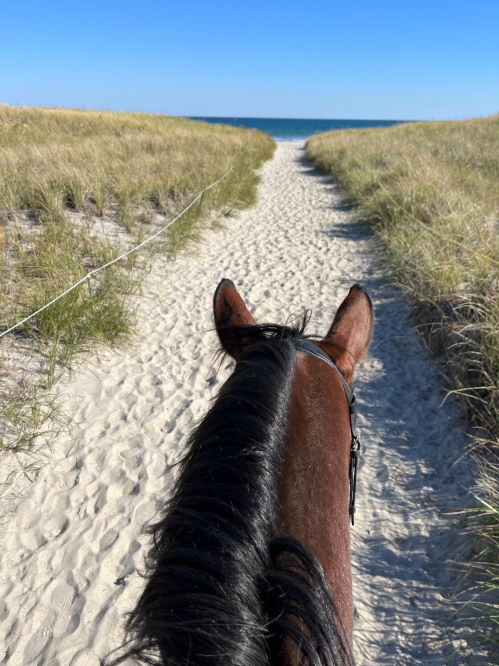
[294, 340, 361, 526]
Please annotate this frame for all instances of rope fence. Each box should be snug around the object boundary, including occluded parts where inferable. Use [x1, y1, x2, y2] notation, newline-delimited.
[0, 166, 234, 340]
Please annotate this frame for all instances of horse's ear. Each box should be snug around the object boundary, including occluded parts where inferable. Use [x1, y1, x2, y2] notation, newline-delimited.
[213, 279, 257, 359]
[325, 284, 373, 384]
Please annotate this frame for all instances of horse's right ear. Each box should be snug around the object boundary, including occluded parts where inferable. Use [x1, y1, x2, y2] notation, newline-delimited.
[325, 284, 373, 384]
[213, 279, 257, 359]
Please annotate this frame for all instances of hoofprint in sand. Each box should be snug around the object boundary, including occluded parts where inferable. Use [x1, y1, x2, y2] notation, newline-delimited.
[0, 143, 479, 665]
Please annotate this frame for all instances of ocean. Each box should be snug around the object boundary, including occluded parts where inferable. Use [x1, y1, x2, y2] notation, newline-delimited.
[190, 117, 407, 141]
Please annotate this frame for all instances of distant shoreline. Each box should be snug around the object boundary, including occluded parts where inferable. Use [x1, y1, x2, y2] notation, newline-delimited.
[190, 116, 409, 141]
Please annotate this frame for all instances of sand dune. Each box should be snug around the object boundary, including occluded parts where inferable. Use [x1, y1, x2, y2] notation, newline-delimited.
[0, 143, 479, 665]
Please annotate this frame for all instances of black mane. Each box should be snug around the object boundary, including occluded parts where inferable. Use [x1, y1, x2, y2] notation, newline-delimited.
[108, 318, 353, 666]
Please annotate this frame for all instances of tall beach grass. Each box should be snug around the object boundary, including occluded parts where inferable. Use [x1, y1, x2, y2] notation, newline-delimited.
[0, 105, 275, 472]
[307, 115, 499, 656]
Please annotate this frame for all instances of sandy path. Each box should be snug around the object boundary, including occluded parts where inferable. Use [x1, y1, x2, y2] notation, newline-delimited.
[0, 143, 478, 665]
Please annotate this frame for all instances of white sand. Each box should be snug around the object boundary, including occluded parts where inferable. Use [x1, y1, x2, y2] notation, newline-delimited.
[0, 143, 480, 665]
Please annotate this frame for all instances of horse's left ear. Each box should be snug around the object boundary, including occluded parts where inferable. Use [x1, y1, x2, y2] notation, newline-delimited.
[213, 279, 257, 359]
[325, 284, 373, 384]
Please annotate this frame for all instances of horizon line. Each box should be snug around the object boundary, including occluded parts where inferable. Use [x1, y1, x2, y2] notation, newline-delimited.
[190, 115, 413, 122]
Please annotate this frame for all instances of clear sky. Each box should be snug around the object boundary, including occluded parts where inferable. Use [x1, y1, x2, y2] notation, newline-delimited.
[1, 0, 498, 120]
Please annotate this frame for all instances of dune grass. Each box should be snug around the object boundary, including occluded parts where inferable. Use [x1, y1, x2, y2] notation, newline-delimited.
[307, 115, 499, 656]
[0, 105, 275, 469]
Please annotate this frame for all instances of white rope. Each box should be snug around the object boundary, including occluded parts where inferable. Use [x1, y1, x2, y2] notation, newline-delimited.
[0, 166, 234, 340]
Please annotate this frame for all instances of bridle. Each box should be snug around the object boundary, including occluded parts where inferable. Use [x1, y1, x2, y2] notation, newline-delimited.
[293, 340, 361, 526]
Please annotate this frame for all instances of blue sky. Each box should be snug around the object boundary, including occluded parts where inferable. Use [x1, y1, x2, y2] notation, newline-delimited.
[1, 0, 498, 120]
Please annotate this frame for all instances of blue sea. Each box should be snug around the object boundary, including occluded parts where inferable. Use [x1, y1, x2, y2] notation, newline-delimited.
[190, 117, 407, 141]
